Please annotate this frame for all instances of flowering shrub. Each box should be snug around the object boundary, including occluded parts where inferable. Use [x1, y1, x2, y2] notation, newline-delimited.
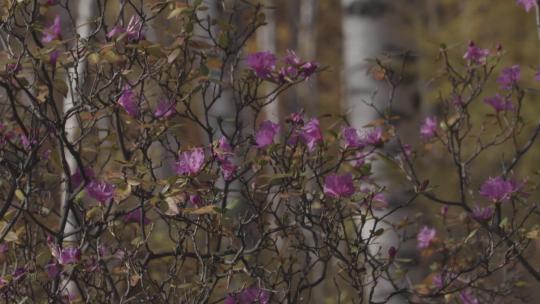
[0, 0, 539, 303]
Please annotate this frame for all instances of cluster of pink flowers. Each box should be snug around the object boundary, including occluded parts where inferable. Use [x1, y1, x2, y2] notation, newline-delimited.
[463, 41, 490, 65]
[86, 180, 116, 203]
[417, 226, 436, 249]
[516, 0, 537, 12]
[255, 120, 280, 148]
[420, 117, 438, 140]
[214, 136, 237, 181]
[479, 176, 524, 203]
[176, 147, 205, 176]
[246, 50, 318, 83]
[154, 98, 176, 119]
[42, 15, 61, 43]
[323, 173, 356, 199]
[484, 94, 514, 113]
[118, 85, 139, 117]
[497, 65, 521, 90]
[106, 15, 145, 41]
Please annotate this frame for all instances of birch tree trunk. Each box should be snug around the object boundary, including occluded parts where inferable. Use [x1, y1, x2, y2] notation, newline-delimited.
[60, 0, 96, 300]
[341, 0, 421, 302]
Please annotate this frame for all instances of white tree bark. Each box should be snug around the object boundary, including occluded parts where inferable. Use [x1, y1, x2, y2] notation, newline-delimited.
[341, 0, 420, 302]
[257, 0, 280, 121]
[60, 0, 96, 299]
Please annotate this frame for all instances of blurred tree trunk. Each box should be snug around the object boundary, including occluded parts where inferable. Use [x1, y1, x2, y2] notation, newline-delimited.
[257, 0, 280, 121]
[60, 0, 96, 300]
[298, 0, 318, 116]
[341, 0, 422, 302]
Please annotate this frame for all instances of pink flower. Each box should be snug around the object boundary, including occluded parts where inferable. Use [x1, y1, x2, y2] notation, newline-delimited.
[497, 65, 521, 90]
[353, 151, 369, 167]
[341, 126, 362, 148]
[484, 94, 513, 112]
[471, 205, 494, 221]
[106, 25, 126, 39]
[45, 263, 61, 279]
[118, 85, 139, 117]
[300, 118, 323, 151]
[175, 148, 205, 176]
[49, 50, 60, 66]
[417, 226, 436, 249]
[220, 158, 236, 181]
[215, 136, 233, 160]
[484, 94, 514, 113]
[517, 0, 537, 12]
[288, 112, 304, 124]
[363, 127, 383, 146]
[57, 247, 81, 265]
[71, 167, 95, 188]
[479, 176, 520, 202]
[86, 180, 115, 203]
[459, 289, 479, 304]
[20, 134, 36, 149]
[42, 15, 62, 43]
[281, 50, 318, 80]
[420, 116, 438, 140]
[189, 194, 203, 207]
[247, 51, 277, 79]
[123, 208, 150, 225]
[255, 120, 280, 148]
[225, 287, 270, 304]
[324, 173, 355, 198]
[126, 15, 144, 41]
[300, 61, 318, 78]
[463, 41, 489, 65]
[154, 98, 176, 119]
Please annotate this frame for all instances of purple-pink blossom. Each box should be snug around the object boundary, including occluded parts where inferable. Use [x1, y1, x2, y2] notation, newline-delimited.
[106, 25, 125, 39]
[420, 116, 438, 140]
[49, 50, 60, 66]
[71, 167, 95, 188]
[57, 247, 81, 265]
[175, 147, 205, 176]
[484, 94, 513, 112]
[42, 15, 62, 43]
[247, 51, 277, 79]
[118, 85, 139, 117]
[324, 173, 356, 198]
[86, 180, 115, 203]
[417, 226, 436, 249]
[300, 118, 323, 151]
[342, 126, 362, 148]
[45, 263, 61, 279]
[225, 287, 270, 304]
[126, 15, 144, 41]
[363, 127, 383, 146]
[471, 205, 494, 221]
[463, 41, 489, 65]
[255, 120, 280, 148]
[497, 65, 521, 90]
[479, 176, 518, 202]
[220, 158, 236, 181]
[517, 0, 537, 12]
[190, 194, 203, 207]
[154, 98, 176, 119]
